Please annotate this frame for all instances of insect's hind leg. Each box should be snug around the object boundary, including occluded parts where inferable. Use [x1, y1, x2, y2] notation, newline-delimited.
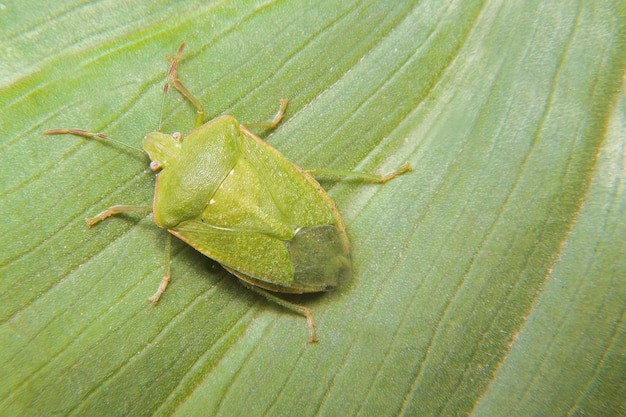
[307, 162, 412, 183]
[239, 281, 318, 343]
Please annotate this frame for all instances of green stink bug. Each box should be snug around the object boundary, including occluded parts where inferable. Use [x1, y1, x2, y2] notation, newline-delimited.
[44, 42, 411, 342]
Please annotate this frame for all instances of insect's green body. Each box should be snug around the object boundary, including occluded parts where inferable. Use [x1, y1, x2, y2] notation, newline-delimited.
[44, 41, 410, 342]
[144, 116, 350, 293]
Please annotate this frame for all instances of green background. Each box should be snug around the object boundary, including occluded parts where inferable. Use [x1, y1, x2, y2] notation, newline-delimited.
[1, 1, 624, 416]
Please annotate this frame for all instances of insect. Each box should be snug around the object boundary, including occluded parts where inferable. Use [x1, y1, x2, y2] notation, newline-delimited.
[44, 41, 411, 342]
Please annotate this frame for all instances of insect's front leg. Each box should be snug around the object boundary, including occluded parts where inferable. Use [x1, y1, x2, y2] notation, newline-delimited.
[85, 205, 153, 226]
[242, 99, 289, 130]
[164, 41, 205, 128]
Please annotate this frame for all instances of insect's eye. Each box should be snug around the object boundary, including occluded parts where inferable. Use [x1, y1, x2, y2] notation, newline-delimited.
[150, 160, 163, 171]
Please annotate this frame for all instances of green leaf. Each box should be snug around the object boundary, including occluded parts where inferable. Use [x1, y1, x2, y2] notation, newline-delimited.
[1, 1, 624, 416]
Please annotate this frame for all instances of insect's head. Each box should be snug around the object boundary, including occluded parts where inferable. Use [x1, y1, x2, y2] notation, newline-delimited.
[143, 131, 182, 171]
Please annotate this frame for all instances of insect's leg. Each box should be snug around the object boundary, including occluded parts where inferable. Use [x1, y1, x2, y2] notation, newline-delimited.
[85, 205, 152, 227]
[307, 162, 412, 183]
[162, 41, 205, 128]
[242, 99, 289, 130]
[149, 232, 172, 303]
[241, 282, 318, 343]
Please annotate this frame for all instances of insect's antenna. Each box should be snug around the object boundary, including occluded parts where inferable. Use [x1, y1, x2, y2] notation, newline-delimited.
[157, 40, 186, 131]
[43, 129, 145, 153]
